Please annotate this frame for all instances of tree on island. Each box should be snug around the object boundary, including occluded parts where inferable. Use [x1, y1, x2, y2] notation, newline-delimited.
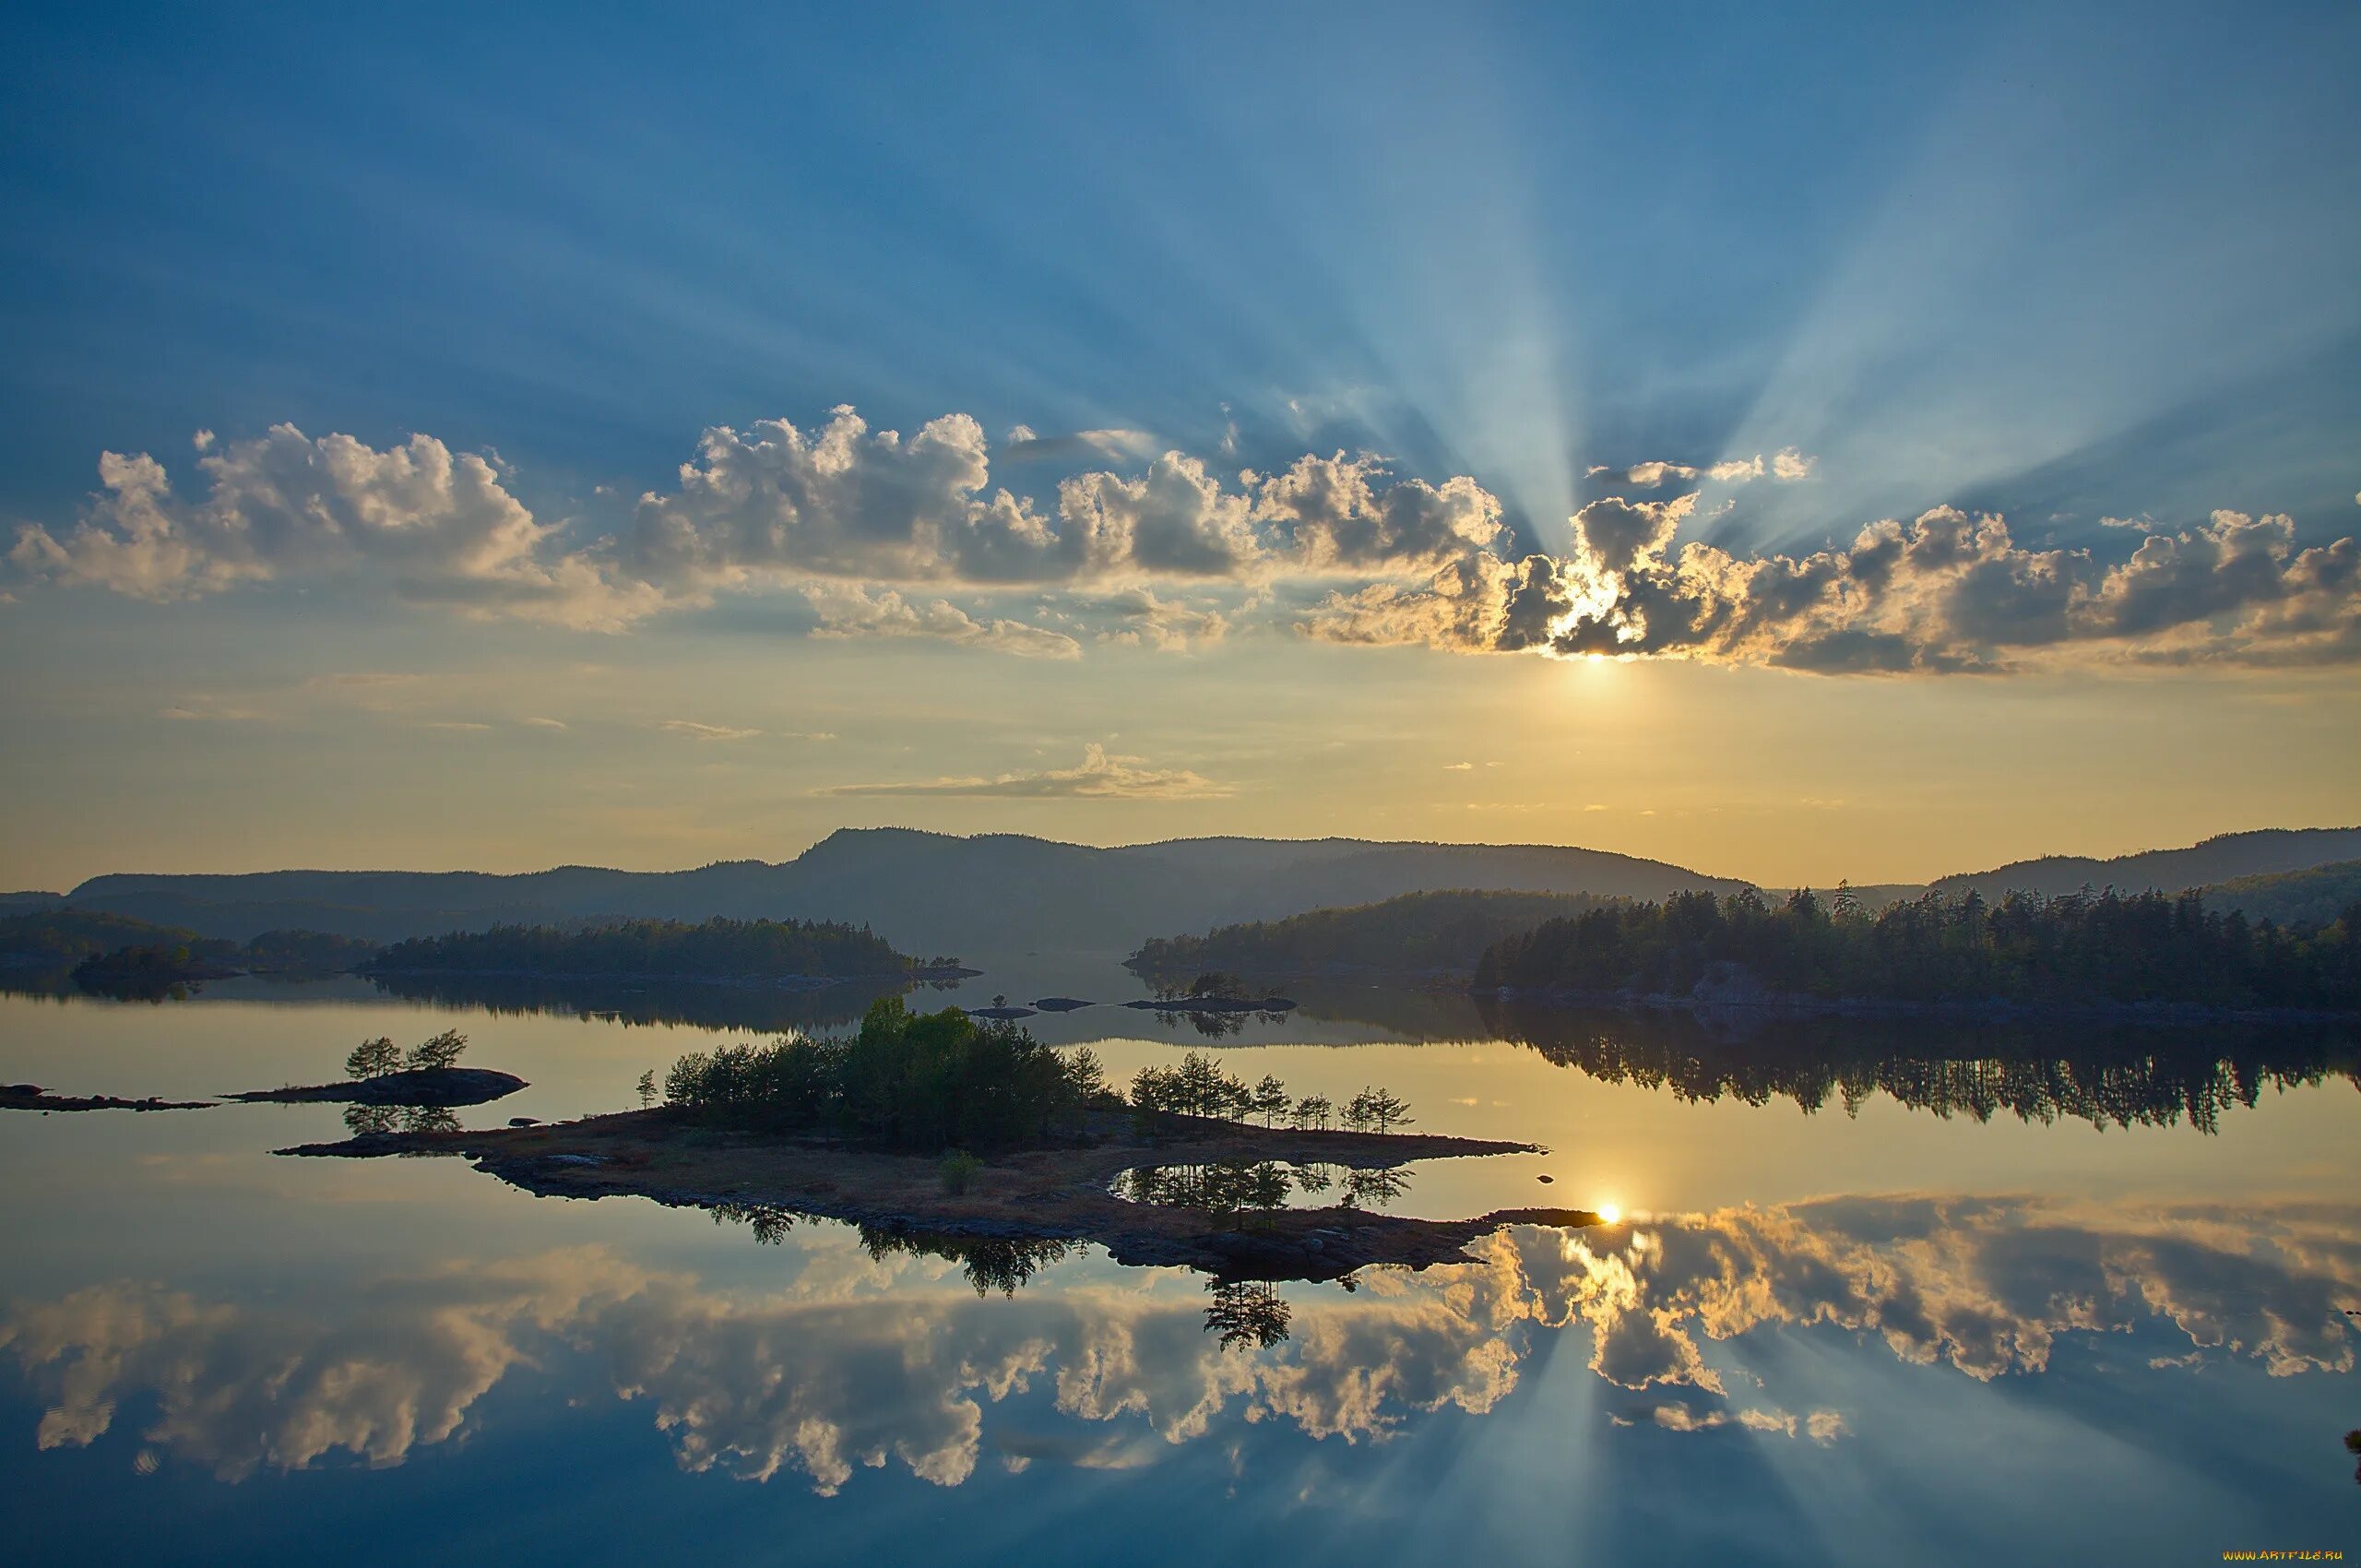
[1251, 1074, 1291, 1127]
[344, 1030, 466, 1079]
[345, 1037, 402, 1079]
[406, 1029, 469, 1071]
[636, 1069, 658, 1110]
[1344, 1086, 1414, 1134]
[1294, 1093, 1333, 1130]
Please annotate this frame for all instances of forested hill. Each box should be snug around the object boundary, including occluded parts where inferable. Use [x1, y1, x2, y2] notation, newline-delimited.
[1931, 827, 2361, 901]
[62, 832, 1744, 953]
[1474, 887, 2361, 1013]
[2197, 860, 2361, 930]
[1129, 889, 1618, 978]
[367, 917, 915, 981]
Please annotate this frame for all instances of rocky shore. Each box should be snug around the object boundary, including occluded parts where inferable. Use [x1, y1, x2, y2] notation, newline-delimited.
[276, 1107, 1594, 1281]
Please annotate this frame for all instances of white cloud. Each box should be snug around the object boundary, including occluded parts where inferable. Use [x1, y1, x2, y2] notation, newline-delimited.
[659, 719, 761, 742]
[7, 426, 655, 629]
[802, 582, 1081, 659]
[816, 742, 1230, 800]
[1610, 451, 1815, 489]
[14, 409, 2356, 672]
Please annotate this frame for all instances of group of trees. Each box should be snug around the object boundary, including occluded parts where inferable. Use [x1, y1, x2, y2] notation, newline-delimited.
[1146, 970, 1251, 1002]
[0, 909, 382, 999]
[1115, 1158, 1414, 1215]
[659, 1010, 1425, 1153]
[343, 1029, 469, 1079]
[1130, 889, 1618, 979]
[370, 916, 914, 981]
[1473, 886, 2361, 1011]
[662, 996, 1109, 1149]
[1125, 1051, 1414, 1133]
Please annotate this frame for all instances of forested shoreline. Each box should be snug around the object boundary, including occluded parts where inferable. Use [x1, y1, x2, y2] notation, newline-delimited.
[1474, 887, 2361, 1014]
[1128, 889, 1616, 978]
[368, 916, 924, 983]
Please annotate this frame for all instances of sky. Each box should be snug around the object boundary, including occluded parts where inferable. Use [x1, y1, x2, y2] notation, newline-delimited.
[2, 2, 2357, 892]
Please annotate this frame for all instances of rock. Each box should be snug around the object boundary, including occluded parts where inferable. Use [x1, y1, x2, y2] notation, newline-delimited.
[230, 1067, 528, 1107]
[965, 1005, 1037, 1020]
[4, 1083, 40, 1096]
[1536, 1173, 1554, 1183]
[508, 1116, 540, 1127]
[1030, 997, 1094, 1012]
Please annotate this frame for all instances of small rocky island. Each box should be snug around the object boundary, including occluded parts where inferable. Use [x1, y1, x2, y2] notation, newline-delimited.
[276, 1001, 1595, 1281]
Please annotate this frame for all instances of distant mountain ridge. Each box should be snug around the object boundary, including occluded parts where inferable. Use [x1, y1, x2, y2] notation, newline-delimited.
[62, 829, 1748, 954]
[53, 824, 2361, 956]
[1930, 827, 2361, 901]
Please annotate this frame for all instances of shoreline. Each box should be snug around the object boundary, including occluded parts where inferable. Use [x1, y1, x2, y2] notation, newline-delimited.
[276, 1107, 1592, 1281]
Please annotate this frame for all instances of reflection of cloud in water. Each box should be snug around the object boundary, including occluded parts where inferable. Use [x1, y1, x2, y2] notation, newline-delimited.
[4, 1197, 2352, 1491]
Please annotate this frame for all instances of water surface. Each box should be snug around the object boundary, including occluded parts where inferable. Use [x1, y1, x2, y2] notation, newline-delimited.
[2, 953, 2354, 1563]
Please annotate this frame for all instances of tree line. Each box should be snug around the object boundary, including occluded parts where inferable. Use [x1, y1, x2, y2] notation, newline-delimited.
[658, 1002, 1421, 1154]
[370, 916, 915, 981]
[1129, 888, 1617, 978]
[1473, 885, 2361, 1011]
[1126, 1051, 1414, 1134]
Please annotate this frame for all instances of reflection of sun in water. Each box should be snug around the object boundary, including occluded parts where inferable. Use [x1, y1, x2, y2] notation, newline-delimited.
[1597, 1203, 1622, 1225]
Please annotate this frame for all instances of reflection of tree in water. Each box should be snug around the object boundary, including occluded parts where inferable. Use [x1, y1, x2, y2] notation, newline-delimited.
[711, 1202, 798, 1245]
[706, 1204, 1074, 1294]
[1478, 999, 2361, 1134]
[1340, 1166, 1412, 1209]
[342, 1103, 461, 1144]
[859, 1229, 1078, 1298]
[368, 971, 909, 1036]
[1204, 1278, 1291, 1349]
[1113, 1159, 1411, 1214]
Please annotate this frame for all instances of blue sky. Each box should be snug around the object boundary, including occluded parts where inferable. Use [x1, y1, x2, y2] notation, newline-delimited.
[1, 3, 2357, 885]
[7, 3, 2355, 540]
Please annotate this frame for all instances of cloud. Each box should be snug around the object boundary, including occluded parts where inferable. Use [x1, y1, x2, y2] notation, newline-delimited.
[816, 742, 1230, 800]
[158, 697, 264, 722]
[1072, 587, 1229, 650]
[1308, 497, 2361, 671]
[14, 409, 2357, 671]
[658, 719, 761, 742]
[802, 582, 1081, 659]
[1001, 426, 1159, 465]
[520, 716, 568, 730]
[1610, 449, 1815, 489]
[6, 426, 656, 629]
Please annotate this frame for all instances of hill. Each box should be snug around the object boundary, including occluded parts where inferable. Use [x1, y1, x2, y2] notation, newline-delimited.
[1930, 827, 2361, 901]
[61, 830, 1746, 955]
[2197, 860, 2361, 929]
[1128, 889, 1619, 978]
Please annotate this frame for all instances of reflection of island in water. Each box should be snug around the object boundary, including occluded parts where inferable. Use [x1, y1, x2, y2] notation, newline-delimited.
[1476, 1000, 2361, 1133]
[366, 969, 929, 1034]
[7, 1193, 2351, 1493]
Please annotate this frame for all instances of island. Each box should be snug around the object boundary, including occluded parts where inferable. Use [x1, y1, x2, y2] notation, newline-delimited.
[365, 916, 974, 989]
[274, 999, 1594, 1282]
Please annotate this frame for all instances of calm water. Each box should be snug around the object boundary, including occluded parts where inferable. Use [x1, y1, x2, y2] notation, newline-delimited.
[2, 953, 2355, 1564]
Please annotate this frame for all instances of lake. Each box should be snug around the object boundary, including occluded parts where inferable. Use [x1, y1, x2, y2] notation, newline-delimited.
[2, 952, 2355, 1564]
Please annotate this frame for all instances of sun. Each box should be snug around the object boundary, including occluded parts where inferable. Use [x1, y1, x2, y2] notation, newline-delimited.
[1597, 1203, 1622, 1225]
